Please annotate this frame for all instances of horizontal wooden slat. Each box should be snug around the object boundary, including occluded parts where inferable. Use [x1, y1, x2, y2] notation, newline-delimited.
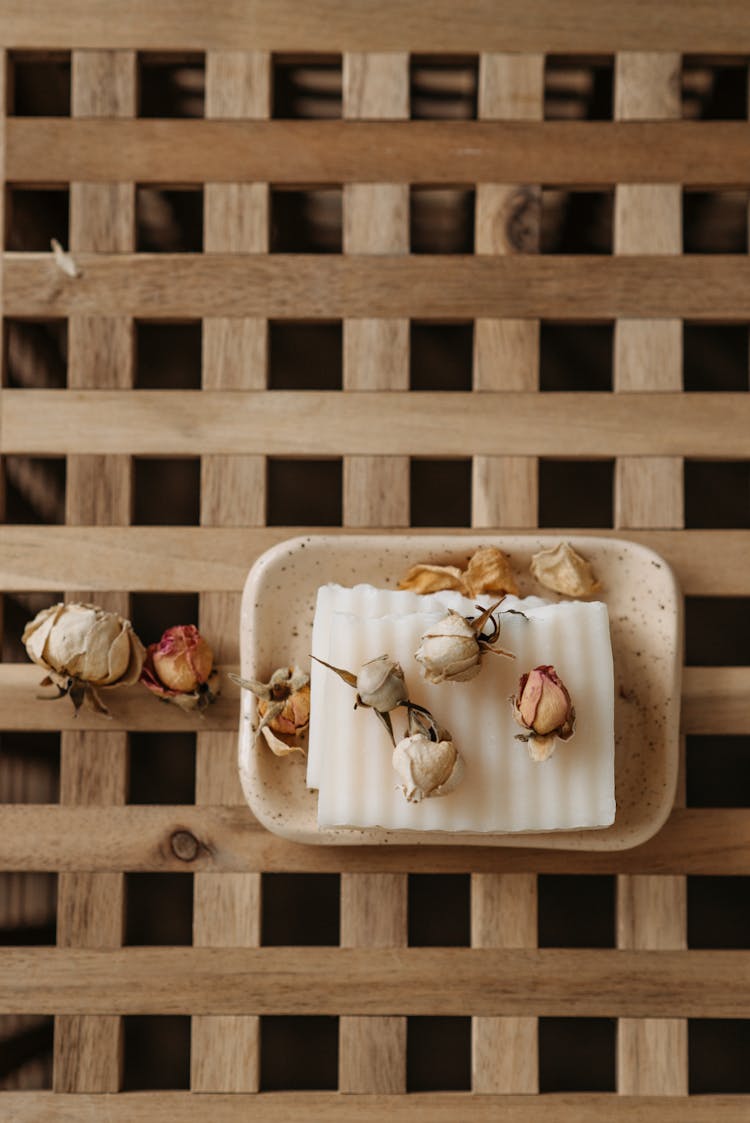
[2, 1092, 748, 1123]
[2, 1, 750, 51]
[0, 664, 240, 731]
[0, 806, 747, 875]
[7, 119, 750, 186]
[2, 527, 749, 595]
[0, 946, 746, 1017]
[6, 255, 750, 320]
[0, 664, 747, 733]
[3, 390, 749, 457]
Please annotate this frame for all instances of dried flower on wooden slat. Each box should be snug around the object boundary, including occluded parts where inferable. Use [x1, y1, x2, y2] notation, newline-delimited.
[23, 601, 145, 715]
[415, 601, 514, 684]
[511, 664, 576, 762]
[231, 666, 310, 756]
[141, 625, 218, 712]
[530, 542, 600, 598]
[399, 545, 519, 598]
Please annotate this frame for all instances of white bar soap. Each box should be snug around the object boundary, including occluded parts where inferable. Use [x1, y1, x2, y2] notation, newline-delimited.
[309, 584, 615, 834]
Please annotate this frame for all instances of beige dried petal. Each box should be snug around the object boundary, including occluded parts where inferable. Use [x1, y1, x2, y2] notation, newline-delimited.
[530, 542, 600, 598]
[261, 725, 306, 757]
[398, 563, 465, 595]
[463, 545, 519, 597]
[525, 734, 557, 762]
[22, 604, 64, 666]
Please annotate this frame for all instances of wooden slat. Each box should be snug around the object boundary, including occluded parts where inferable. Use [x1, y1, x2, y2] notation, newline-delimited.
[2, 663, 748, 734]
[470, 52, 541, 1095]
[7, 119, 750, 185]
[191, 48, 270, 1097]
[339, 50, 409, 1096]
[0, 946, 746, 1018]
[54, 48, 136, 1096]
[3, 0, 750, 52]
[7, 254, 750, 320]
[3, 390, 749, 457]
[2, 527, 750, 595]
[0, 806, 748, 876]
[2, 1091, 750, 1123]
[613, 52, 687, 1099]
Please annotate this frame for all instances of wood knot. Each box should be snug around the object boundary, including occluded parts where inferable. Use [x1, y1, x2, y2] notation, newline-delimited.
[171, 829, 200, 862]
[504, 186, 541, 253]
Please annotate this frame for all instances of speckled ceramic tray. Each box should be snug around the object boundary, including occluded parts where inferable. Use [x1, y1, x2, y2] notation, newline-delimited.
[238, 535, 682, 849]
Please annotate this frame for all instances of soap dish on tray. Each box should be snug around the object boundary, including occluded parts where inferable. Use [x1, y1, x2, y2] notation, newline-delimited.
[237, 534, 681, 850]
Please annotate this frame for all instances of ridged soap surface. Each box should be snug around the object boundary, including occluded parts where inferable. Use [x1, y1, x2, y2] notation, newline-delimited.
[309, 584, 615, 833]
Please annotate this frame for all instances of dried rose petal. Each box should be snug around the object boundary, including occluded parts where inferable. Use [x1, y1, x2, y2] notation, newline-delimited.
[399, 546, 518, 598]
[530, 542, 600, 598]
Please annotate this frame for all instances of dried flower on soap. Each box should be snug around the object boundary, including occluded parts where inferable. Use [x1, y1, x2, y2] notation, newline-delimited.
[141, 625, 218, 712]
[23, 601, 145, 715]
[530, 542, 600, 598]
[399, 545, 519, 598]
[231, 666, 310, 756]
[511, 664, 576, 762]
[312, 654, 407, 745]
[415, 601, 514, 684]
[393, 732, 464, 803]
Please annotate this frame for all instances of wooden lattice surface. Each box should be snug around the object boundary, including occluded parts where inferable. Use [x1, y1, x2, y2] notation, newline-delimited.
[1, 3, 749, 1119]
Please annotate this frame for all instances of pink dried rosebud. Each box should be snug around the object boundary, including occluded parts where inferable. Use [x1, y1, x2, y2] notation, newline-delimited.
[259, 680, 311, 737]
[141, 625, 217, 711]
[511, 664, 575, 762]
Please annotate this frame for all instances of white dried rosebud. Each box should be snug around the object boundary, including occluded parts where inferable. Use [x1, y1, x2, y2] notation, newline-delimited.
[511, 664, 576, 762]
[22, 602, 145, 714]
[356, 655, 408, 713]
[415, 611, 482, 684]
[530, 542, 600, 598]
[392, 732, 464, 803]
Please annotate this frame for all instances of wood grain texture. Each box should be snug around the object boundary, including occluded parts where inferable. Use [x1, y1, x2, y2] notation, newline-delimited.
[3, 1, 750, 51]
[0, 806, 747, 876]
[0, 946, 746, 1017]
[54, 48, 136, 1096]
[191, 48, 269, 1095]
[9, 119, 750, 184]
[614, 50, 687, 1100]
[4, 390, 748, 456]
[339, 51, 408, 1094]
[2, 1091, 749, 1123]
[9, 254, 750, 319]
[1, 526, 748, 595]
[470, 53, 541, 1093]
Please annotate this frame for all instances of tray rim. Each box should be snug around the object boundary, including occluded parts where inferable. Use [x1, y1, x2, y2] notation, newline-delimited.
[238, 532, 682, 850]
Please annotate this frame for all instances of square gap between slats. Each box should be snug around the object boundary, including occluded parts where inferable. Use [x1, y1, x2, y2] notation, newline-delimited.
[272, 54, 342, 119]
[135, 321, 202, 390]
[138, 51, 205, 118]
[544, 55, 614, 120]
[682, 57, 749, 120]
[686, 735, 750, 808]
[7, 51, 71, 116]
[4, 187, 69, 252]
[0, 732, 60, 803]
[0, 873, 57, 946]
[0, 1015, 54, 1090]
[3, 319, 68, 389]
[136, 186, 203, 253]
[683, 323, 749, 391]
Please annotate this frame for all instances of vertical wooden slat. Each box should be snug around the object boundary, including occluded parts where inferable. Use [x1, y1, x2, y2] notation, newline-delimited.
[54, 49, 136, 1095]
[339, 51, 409, 1094]
[191, 50, 269, 1095]
[470, 52, 542, 1095]
[614, 50, 688, 1098]
[472, 53, 543, 529]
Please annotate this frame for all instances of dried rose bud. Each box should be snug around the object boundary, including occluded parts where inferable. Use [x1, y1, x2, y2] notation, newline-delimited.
[231, 666, 310, 754]
[141, 625, 218, 712]
[392, 732, 464, 803]
[530, 542, 600, 598]
[23, 601, 145, 715]
[355, 655, 408, 713]
[511, 664, 576, 762]
[153, 626, 213, 692]
[415, 602, 513, 684]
